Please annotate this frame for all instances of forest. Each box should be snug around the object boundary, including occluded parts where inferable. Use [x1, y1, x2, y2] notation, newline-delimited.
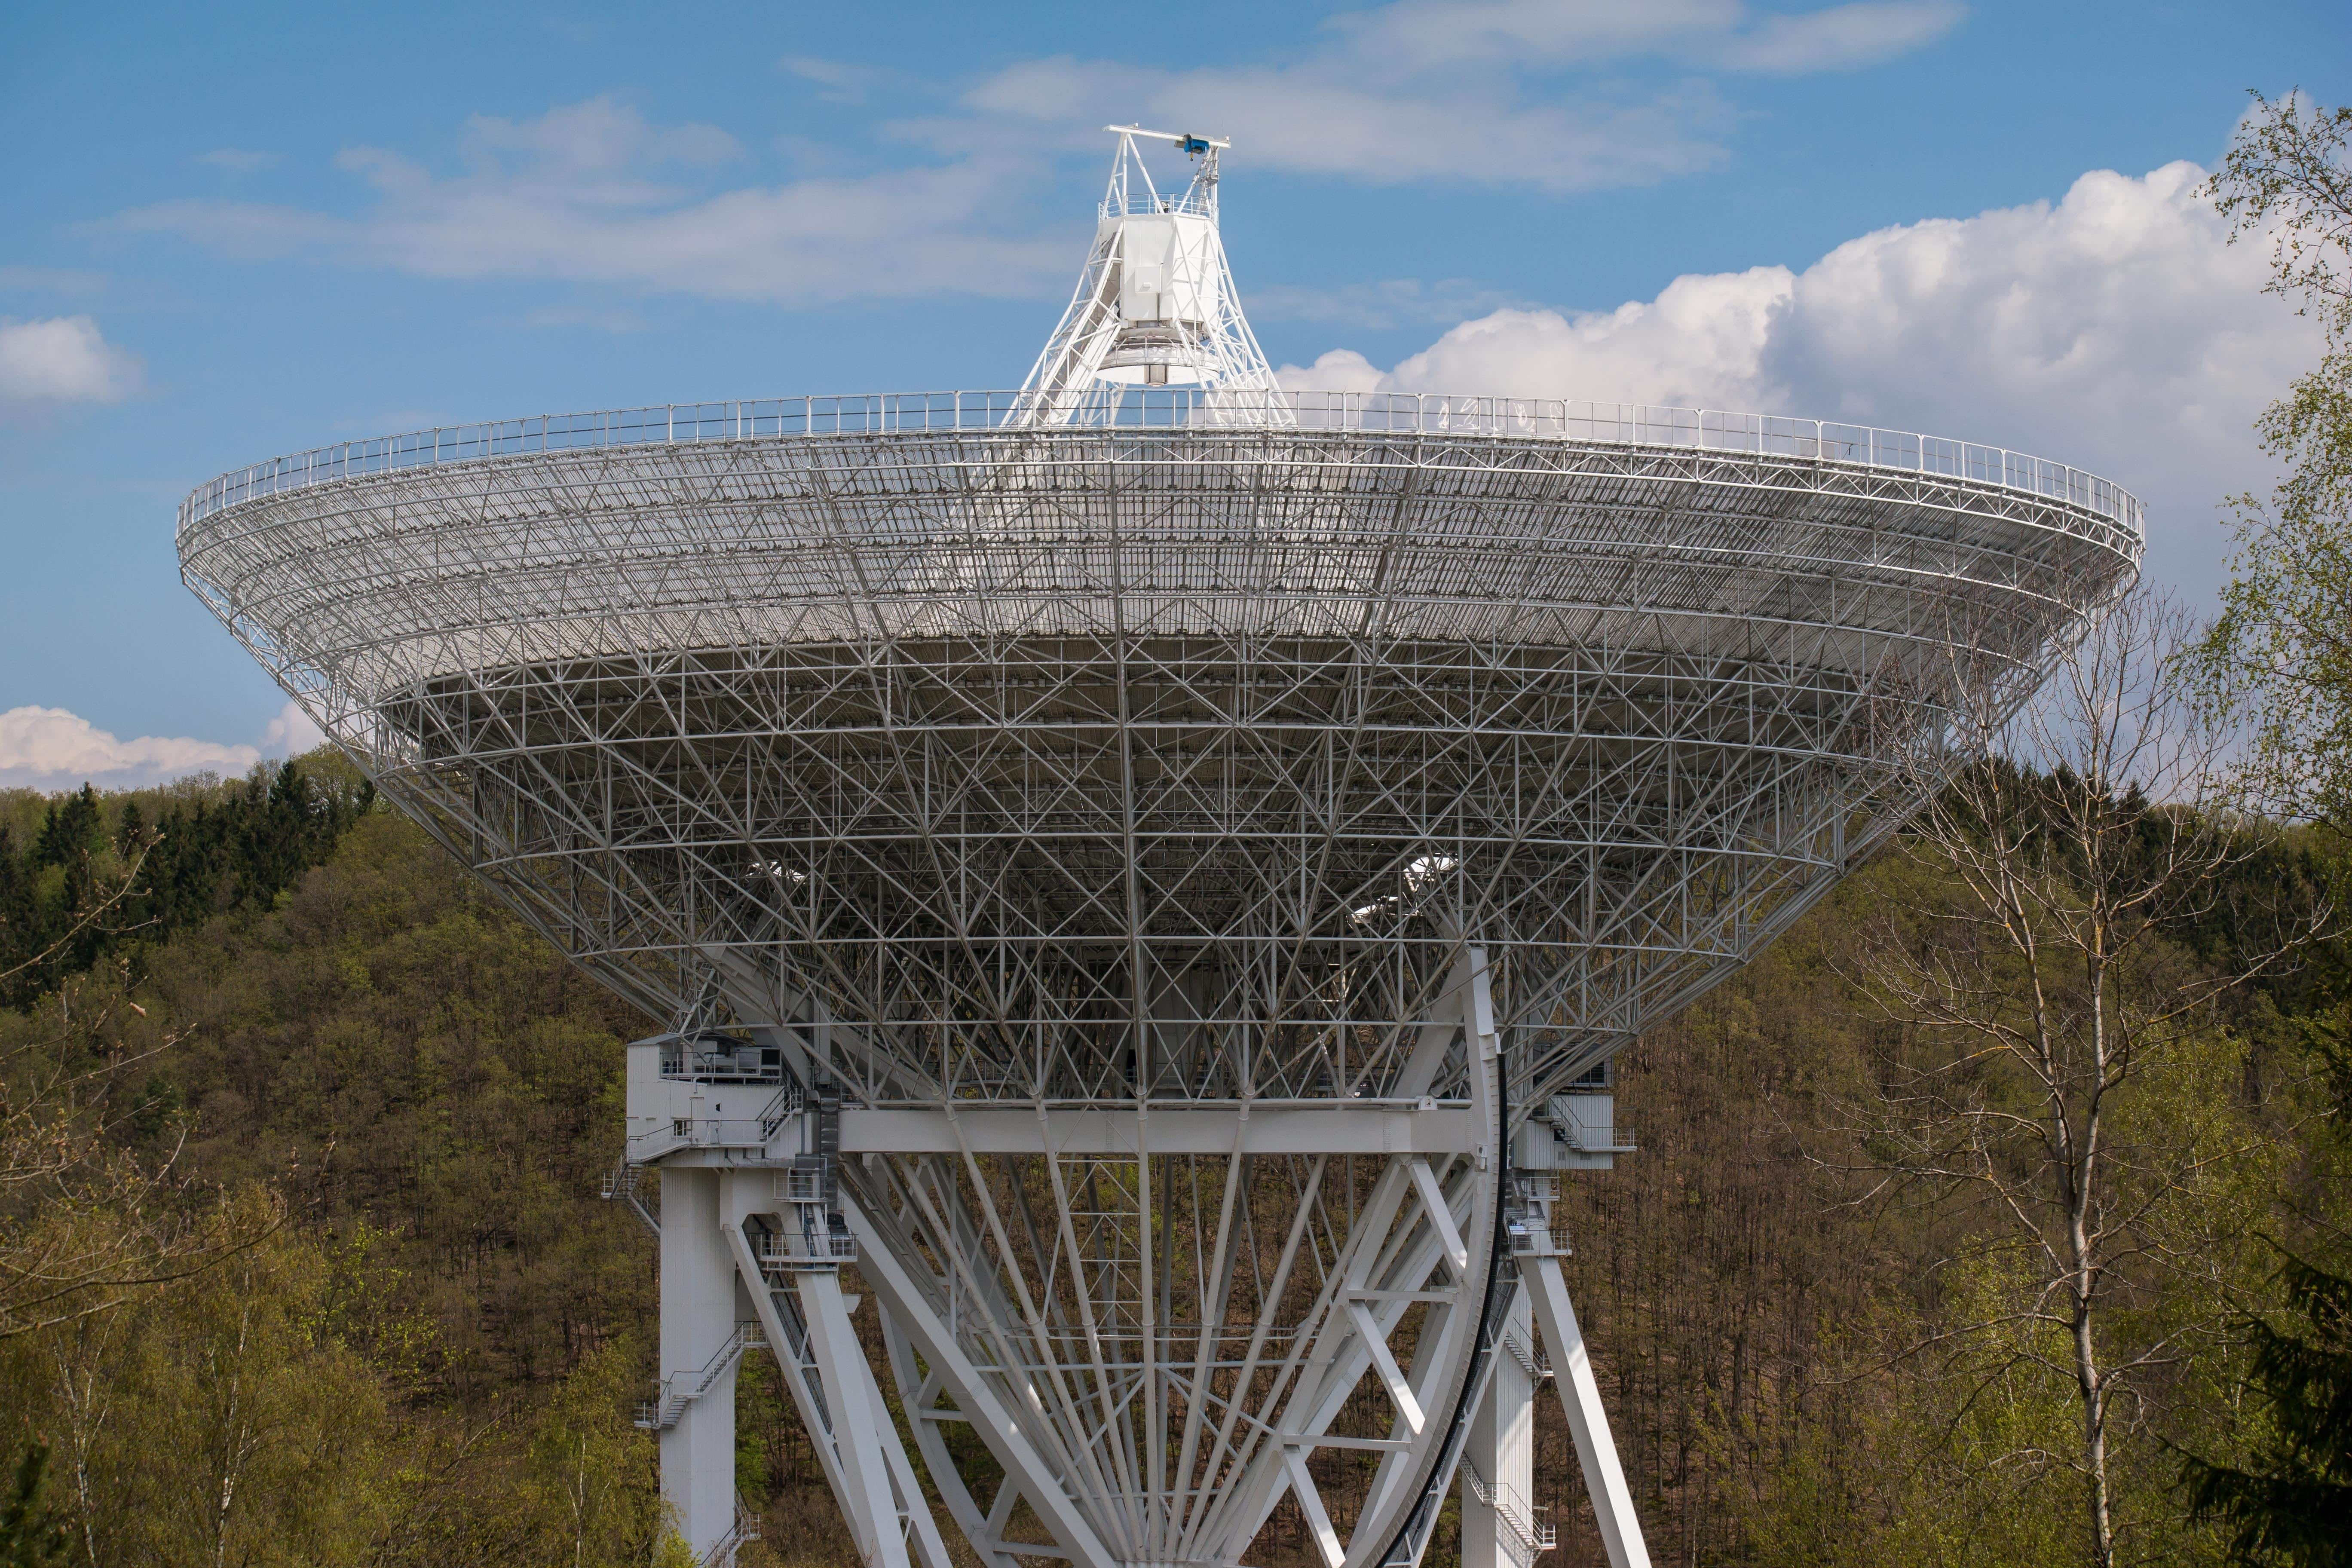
[1, 98, 2347, 1568]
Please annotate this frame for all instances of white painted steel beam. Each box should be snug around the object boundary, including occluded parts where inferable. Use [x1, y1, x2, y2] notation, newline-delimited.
[839, 1104, 1479, 1155]
[798, 1268, 915, 1568]
[840, 1189, 1123, 1568]
[658, 1169, 741, 1562]
[879, 1309, 1019, 1568]
[1349, 1301, 1428, 1435]
[1283, 1449, 1348, 1568]
[867, 1369, 956, 1568]
[1217, 947, 1501, 1568]
[1461, 1286, 1541, 1568]
[1406, 1158, 1470, 1277]
[1524, 1253, 1651, 1568]
[720, 1220, 870, 1563]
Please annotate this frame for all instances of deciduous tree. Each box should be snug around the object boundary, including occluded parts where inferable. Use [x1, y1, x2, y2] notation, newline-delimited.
[2203, 94, 2352, 826]
[1847, 587, 2307, 1567]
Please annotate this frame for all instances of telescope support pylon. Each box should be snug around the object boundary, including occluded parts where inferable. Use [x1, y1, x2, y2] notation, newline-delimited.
[654, 1168, 747, 1560]
[626, 949, 1656, 1568]
[1525, 1253, 1651, 1568]
[1461, 1287, 1540, 1568]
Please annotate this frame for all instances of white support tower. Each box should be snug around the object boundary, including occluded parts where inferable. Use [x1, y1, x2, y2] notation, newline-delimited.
[181, 129, 2143, 1568]
[1460, 1286, 1554, 1568]
[1011, 126, 1286, 426]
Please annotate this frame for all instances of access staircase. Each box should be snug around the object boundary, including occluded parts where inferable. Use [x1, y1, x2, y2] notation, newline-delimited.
[701, 1493, 761, 1568]
[1459, 1454, 1558, 1565]
[636, 1320, 765, 1431]
[600, 1157, 659, 1237]
[1500, 1324, 1552, 1381]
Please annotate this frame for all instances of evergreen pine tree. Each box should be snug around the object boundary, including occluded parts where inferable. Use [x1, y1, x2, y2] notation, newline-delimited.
[2184, 1250, 2352, 1565]
[0, 827, 25, 979]
[0, 1442, 68, 1568]
[31, 786, 102, 869]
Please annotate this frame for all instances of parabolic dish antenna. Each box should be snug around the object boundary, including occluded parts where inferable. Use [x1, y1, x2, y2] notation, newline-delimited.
[181, 127, 2141, 1568]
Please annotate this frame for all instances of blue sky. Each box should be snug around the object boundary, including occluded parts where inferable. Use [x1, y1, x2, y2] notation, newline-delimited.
[1, 0, 2345, 787]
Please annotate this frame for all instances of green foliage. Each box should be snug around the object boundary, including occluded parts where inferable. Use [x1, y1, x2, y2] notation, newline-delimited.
[508, 1337, 676, 1567]
[0, 796, 662, 1565]
[1553, 845, 2302, 1567]
[0, 715, 2335, 1563]
[112, 808, 655, 1391]
[2183, 1252, 2352, 1566]
[0, 758, 376, 1009]
[0, 1442, 67, 1568]
[2202, 94, 2352, 827]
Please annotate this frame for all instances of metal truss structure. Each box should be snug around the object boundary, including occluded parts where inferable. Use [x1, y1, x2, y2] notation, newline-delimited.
[1012, 127, 1283, 426]
[179, 138, 2142, 1568]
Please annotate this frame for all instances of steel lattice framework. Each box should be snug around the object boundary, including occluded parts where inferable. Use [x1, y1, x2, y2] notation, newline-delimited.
[178, 131, 2142, 1568]
[179, 402, 2137, 1110]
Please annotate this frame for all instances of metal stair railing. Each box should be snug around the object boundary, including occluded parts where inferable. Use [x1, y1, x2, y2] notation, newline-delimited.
[1458, 1455, 1558, 1561]
[635, 1320, 765, 1431]
[756, 1229, 859, 1272]
[699, 1492, 761, 1568]
[1499, 1326, 1552, 1382]
[599, 1157, 659, 1237]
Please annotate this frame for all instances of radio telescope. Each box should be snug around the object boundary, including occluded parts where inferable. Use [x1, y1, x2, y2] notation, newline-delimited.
[179, 126, 2142, 1568]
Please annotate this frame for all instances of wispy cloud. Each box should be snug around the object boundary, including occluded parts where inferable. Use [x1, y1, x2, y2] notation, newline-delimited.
[1250, 278, 1533, 330]
[466, 95, 739, 168]
[958, 59, 1735, 194]
[121, 95, 1069, 305]
[1320, 0, 1965, 74]
[197, 148, 283, 172]
[519, 304, 648, 332]
[954, 0, 1965, 193]
[780, 55, 919, 106]
[0, 267, 108, 297]
[1711, 1, 1966, 70]
[116, 5, 1969, 306]
[542, 15, 613, 44]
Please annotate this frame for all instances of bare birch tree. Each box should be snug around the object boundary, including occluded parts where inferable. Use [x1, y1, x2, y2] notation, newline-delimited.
[1844, 585, 2319, 1567]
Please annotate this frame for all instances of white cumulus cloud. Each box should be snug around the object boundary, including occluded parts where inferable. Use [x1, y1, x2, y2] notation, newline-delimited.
[1282, 159, 2318, 598]
[262, 701, 326, 756]
[0, 316, 143, 419]
[0, 701, 330, 791]
[0, 708, 260, 791]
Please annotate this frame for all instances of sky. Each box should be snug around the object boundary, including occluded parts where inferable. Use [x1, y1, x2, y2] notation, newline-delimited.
[1, 0, 2345, 790]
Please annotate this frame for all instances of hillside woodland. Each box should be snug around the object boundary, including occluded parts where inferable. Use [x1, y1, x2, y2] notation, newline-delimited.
[1, 97, 2347, 1568]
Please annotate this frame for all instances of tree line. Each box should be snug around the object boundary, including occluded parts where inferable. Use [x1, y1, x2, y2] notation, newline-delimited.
[0, 760, 374, 1009]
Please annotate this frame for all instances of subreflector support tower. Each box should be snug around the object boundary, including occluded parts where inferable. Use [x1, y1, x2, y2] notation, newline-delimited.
[179, 126, 2144, 1568]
